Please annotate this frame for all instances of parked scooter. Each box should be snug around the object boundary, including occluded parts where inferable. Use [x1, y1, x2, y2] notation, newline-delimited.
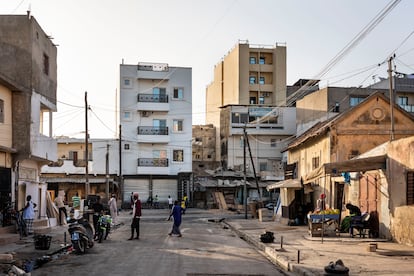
[67, 214, 94, 254]
[95, 214, 112, 243]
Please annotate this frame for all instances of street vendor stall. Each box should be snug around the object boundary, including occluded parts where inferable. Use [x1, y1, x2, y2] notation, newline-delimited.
[308, 214, 340, 237]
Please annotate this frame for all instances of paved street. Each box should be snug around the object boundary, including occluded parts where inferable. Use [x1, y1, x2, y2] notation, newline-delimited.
[29, 209, 287, 276]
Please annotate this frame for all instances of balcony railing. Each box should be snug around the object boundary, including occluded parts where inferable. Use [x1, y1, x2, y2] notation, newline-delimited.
[137, 126, 168, 135]
[137, 158, 169, 167]
[137, 93, 168, 103]
[399, 104, 414, 113]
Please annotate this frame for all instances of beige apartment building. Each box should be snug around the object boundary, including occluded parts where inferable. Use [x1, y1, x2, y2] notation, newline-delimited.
[206, 41, 287, 161]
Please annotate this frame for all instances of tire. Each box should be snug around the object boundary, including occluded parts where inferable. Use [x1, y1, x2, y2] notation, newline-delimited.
[73, 239, 86, 254]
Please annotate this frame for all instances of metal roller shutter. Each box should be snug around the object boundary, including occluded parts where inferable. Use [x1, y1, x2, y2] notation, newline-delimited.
[153, 179, 177, 204]
[123, 179, 150, 203]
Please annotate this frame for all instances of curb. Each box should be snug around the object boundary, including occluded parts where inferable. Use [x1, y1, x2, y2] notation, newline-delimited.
[223, 220, 315, 276]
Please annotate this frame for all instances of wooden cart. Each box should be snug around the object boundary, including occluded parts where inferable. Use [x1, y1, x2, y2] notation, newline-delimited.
[308, 214, 340, 237]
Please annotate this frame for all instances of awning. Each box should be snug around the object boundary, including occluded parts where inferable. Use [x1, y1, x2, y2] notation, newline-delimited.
[266, 178, 302, 191]
[303, 155, 387, 184]
[40, 177, 115, 184]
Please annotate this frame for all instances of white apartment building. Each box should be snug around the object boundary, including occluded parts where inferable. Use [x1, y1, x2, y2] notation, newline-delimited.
[119, 62, 192, 204]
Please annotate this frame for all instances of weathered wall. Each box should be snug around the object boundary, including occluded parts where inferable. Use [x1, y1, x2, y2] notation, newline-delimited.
[391, 206, 414, 246]
[387, 136, 414, 245]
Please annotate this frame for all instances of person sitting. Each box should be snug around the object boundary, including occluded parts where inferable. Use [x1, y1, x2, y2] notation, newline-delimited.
[340, 203, 361, 234]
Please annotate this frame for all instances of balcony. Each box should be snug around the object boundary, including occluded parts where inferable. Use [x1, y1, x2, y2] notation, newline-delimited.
[137, 158, 169, 167]
[399, 104, 414, 113]
[41, 159, 93, 174]
[137, 93, 169, 112]
[137, 158, 170, 175]
[137, 126, 170, 143]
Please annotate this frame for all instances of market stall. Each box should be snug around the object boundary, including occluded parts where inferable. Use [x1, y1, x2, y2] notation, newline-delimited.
[308, 214, 340, 237]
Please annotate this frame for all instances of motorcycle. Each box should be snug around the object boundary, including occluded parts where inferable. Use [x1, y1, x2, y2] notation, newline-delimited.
[95, 214, 112, 243]
[67, 215, 94, 254]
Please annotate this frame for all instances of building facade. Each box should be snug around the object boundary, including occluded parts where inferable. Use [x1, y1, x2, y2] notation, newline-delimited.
[285, 92, 414, 229]
[220, 105, 296, 181]
[206, 41, 287, 161]
[119, 62, 192, 205]
[0, 14, 57, 224]
[40, 138, 120, 206]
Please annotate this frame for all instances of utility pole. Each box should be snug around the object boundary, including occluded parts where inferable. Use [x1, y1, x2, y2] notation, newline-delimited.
[119, 124, 123, 204]
[243, 124, 248, 219]
[106, 144, 110, 200]
[388, 55, 395, 141]
[85, 91, 90, 196]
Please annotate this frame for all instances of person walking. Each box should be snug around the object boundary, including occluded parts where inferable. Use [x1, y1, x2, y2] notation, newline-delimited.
[92, 197, 104, 239]
[54, 193, 67, 225]
[168, 200, 183, 237]
[153, 195, 159, 209]
[128, 192, 141, 240]
[168, 195, 173, 210]
[108, 194, 117, 225]
[22, 195, 37, 235]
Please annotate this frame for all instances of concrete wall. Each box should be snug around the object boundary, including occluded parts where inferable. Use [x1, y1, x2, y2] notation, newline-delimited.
[387, 136, 414, 245]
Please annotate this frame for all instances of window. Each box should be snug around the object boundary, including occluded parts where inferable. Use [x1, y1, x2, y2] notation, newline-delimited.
[249, 57, 256, 64]
[153, 87, 166, 96]
[173, 149, 184, 162]
[43, 53, 49, 75]
[407, 171, 414, 205]
[173, 88, 184, 99]
[249, 76, 256, 84]
[69, 151, 77, 161]
[232, 113, 248, 124]
[0, 99, 4, 123]
[124, 144, 130, 150]
[153, 150, 167, 159]
[259, 96, 265, 104]
[260, 162, 267, 171]
[259, 76, 265, 85]
[250, 97, 257, 104]
[398, 96, 408, 105]
[270, 139, 276, 148]
[259, 57, 265, 64]
[312, 157, 320, 170]
[153, 119, 167, 128]
[173, 120, 183, 132]
[350, 96, 365, 106]
[124, 79, 130, 86]
[195, 137, 202, 142]
[124, 111, 131, 119]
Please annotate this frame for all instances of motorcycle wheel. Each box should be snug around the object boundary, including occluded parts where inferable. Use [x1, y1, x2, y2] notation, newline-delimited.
[73, 239, 86, 254]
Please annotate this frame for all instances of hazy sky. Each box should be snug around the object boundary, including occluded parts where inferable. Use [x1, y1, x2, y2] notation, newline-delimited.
[1, 0, 413, 138]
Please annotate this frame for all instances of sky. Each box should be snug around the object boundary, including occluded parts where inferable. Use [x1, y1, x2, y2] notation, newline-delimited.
[1, 0, 413, 139]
